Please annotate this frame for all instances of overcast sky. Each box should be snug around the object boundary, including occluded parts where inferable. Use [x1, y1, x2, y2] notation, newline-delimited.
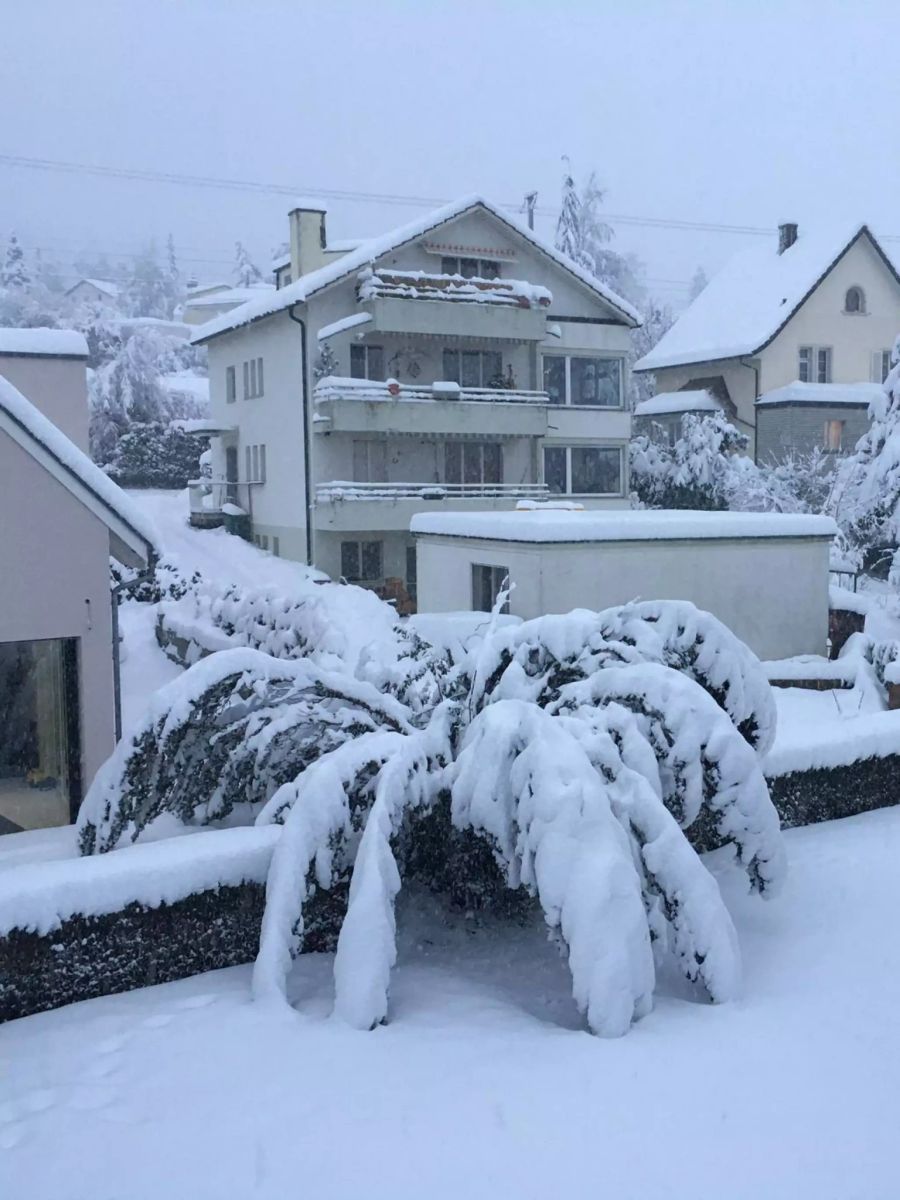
[2, 0, 898, 307]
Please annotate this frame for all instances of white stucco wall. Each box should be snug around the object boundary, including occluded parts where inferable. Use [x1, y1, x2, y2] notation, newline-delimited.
[0, 431, 117, 806]
[415, 532, 832, 660]
[761, 234, 900, 392]
[0, 354, 89, 452]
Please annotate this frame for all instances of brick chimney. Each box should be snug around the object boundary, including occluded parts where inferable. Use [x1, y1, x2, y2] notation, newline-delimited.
[778, 222, 798, 254]
[288, 204, 328, 280]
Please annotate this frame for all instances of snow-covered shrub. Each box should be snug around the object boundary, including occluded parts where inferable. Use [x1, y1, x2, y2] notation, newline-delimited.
[631, 411, 748, 510]
[103, 422, 209, 488]
[110, 555, 200, 604]
[76, 649, 412, 855]
[86, 597, 784, 1037]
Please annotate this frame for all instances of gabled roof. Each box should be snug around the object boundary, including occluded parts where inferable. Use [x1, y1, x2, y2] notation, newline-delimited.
[0, 327, 88, 359]
[183, 283, 275, 310]
[0, 375, 158, 565]
[635, 224, 900, 373]
[66, 278, 120, 300]
[192, 194, 642, 344]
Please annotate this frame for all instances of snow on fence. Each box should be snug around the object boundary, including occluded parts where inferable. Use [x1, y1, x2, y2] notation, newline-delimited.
[0, 827, 278, 1022]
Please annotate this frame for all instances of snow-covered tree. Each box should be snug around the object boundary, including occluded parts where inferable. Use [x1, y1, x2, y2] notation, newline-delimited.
[832, 335, 900, 549]
[103, 423, 209, 488]
[554, 163, 646, 306]
[313, 342, 338, 381]
[631, 411, 749, 510]
[126, 242, 169, 319]
[629, 298, 674, 405]
[233, 242, 263, 288]
[1, 231, 30, 289]
[164, 233, 181, 318]
[689, 266, 709, 302]
[77, 596, 785, 1039]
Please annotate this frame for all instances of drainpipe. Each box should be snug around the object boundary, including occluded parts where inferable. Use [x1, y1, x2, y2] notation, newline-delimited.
[288, 304, 314, 566]
[740, 357, 761, 462]
[110, 554, 156, 742]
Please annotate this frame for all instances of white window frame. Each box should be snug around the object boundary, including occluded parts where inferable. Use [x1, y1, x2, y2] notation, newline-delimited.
[799, 345, 832, 384]
[471, 563, 510, 614]
[872, 349, 893, 383]
[542, 444, 625, 497]
[541, 353, 625, 409]
[242, 357, 264, 399]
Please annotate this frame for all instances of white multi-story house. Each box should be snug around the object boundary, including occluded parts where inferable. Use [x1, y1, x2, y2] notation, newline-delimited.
[634, 222, 900, 461]
[191, 195, 640, 602]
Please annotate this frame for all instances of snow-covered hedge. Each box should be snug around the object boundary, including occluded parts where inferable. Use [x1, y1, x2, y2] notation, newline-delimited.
[81, 598, 785, 1038]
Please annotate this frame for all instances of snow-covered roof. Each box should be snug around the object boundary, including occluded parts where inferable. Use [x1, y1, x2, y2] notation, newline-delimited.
[0, 326, 88, 359]
[756, 380, 882, 407]
[635, 224, 898, 372]
[411, 508, 838, 543]
[66, 278, 120, 300]
[0, 374, 158, 562]
[634, 390, 720, 417]
[191, 195, 641, 344]
[183, 284, 275, 310]
[159, 371, 210, 402]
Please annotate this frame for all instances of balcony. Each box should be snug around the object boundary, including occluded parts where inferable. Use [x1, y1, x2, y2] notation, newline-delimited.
[314, 480, 550, 533]
[314, 376, 550, 437]
[356, 268, 551, 341]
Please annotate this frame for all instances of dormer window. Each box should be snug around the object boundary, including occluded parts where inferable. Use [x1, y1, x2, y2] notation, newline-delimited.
[844, 286, 865, 314]
[440, 255, 501, 280]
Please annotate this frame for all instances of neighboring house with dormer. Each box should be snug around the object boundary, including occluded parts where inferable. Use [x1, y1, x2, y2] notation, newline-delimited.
[634, 223, 900, 460]
[190, 195, 640, 604]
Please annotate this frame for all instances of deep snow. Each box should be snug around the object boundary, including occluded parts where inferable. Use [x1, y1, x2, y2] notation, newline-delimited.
[3, 810, 900, 1199]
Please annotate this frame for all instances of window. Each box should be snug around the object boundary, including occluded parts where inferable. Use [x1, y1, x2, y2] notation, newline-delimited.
[0, 638, 75, 833]
[442, 349, 503, 389]
[341, 540, 384, 582]
[543, 445, 623, 495]
[872, 350, 893, 383]
[225, 365, 236, 404]
[542, 355, 624, 407]
[844, 286, 865, 314]
[799, 346, 832, 383]
[440, 256, 501, 280]
[472, 564, 510, 614]
[352, 439, 388, 483]
[406, 545, 417, 605]
[251, 445, 259, 482]
[350, 344, 385, 381]
[272, 536, 280, 557]
[242, 357, 264, 398]
[245, 445, 251, 482]
[444, 441, 502, 486]
[824, 420, 845, 452]
[259, 444, 267, 484]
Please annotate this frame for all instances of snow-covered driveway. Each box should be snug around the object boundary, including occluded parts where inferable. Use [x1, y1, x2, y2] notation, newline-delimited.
[3, 808, 900, 1200]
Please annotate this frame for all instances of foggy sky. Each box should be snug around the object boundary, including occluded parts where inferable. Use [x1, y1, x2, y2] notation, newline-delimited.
[2, 0, 898, 308]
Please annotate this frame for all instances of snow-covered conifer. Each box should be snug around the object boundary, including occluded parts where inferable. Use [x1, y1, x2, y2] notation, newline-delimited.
[233, 242, 263, 288]
[1, 231, 30, 289]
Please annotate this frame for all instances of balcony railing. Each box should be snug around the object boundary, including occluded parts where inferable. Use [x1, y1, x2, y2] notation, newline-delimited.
[314, 376, 549, 406]
[357, 268, 552, 309]
[316, 481, 550, 503]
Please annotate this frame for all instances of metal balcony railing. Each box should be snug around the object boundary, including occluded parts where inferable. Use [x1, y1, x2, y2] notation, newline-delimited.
[316, 481, 550, 503]
[314, 376, 549, 406]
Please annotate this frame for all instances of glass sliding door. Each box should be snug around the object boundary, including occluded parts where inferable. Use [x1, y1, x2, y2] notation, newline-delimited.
[0, 638, 76, 834]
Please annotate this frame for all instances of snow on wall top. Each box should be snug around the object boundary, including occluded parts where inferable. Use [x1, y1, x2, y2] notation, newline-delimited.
[756, 381, 883, 407]
[0, 326, 89, 358]
[635, 224, 879, 372]
[191, 195, 641, 343]
[634, 390, 720, 417]
[411, 508, 839, 543]
[0, 374, 159, 554]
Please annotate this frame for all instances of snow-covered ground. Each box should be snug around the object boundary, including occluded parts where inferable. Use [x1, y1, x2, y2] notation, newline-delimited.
[2, 809, 899, 1199]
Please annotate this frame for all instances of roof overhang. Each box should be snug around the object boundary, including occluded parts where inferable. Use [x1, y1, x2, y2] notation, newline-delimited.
[0, 408, 155, 567]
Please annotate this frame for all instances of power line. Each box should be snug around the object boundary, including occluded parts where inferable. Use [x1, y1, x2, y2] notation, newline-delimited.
[0, 150, 795, 240]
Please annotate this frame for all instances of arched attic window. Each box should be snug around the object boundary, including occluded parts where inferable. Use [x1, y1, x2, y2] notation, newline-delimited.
[844, 285, 865, 314]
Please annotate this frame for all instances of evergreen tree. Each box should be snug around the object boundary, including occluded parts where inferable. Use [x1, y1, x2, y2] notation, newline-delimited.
[689, 266, 709, 302]
[631, 411, 748, 510]
[1, 231, 30, 289]
[127, 242, 169, 319]
[233, 242, 263, 288]
[629, 298, 674, 405]
[554, 162, 646, 305]
[165, 233, 182, 318]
